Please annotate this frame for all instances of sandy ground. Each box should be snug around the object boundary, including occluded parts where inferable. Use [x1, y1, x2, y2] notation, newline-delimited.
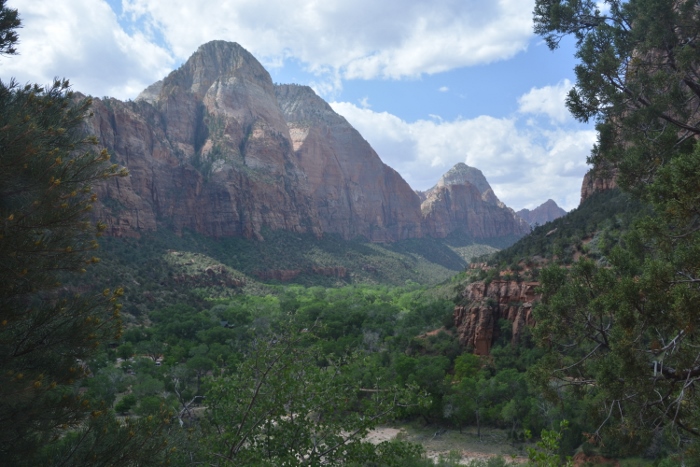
[365, 426, 528, 465]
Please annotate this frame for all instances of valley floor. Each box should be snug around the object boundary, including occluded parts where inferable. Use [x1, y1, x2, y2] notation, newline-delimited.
[367, 425, 528, 465]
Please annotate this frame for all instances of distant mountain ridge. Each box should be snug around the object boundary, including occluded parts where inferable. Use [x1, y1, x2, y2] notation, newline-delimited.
[517, 199, 567, 226]
[87, 40, 532, 244]
[419, 163, 530, 239]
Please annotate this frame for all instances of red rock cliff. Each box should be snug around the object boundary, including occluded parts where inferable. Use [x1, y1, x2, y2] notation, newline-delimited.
[453, 279, 539, 355]
[87, 41, 528, 244]
[276, 84, 422, 241]
[580, 166, 618, 205]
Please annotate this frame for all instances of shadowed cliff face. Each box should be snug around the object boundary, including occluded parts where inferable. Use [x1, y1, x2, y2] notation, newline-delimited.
[87, 41, 531, 243]
[419, 163, 531, 239]
[517, 199, 567, 226]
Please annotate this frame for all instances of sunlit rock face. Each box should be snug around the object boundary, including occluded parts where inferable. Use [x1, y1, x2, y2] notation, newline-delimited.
[419, 163, 531, 239]
[87, 41, 527, 244]
[276, 84, 423, 242]
[453, 280, 538, 355]
[88, 41, 423, 241]
[580, 167, 618, 205]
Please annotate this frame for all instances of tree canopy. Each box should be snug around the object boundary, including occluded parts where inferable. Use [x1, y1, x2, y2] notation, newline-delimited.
[532, 0, 700, 458]
[0, 3, 138, 462]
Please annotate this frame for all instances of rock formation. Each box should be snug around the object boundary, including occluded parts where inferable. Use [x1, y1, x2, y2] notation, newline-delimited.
[276, 84, 422, 241]
[517, 199, 567, 226]
[87, 41, 422, 242]
[419, 163, 530, 239]
[580, 166, 618, 205]
[86, 41, 527, 244]
[453, 279, 539, 355]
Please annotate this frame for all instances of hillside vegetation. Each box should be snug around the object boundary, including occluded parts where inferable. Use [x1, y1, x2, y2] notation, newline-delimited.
[81, 228, 502, 321]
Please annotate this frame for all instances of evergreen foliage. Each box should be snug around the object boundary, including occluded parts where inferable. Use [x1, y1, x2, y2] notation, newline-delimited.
[0, 5, 173, 464]
[0, 80, 129, 463]
[532, 0, 700, 459]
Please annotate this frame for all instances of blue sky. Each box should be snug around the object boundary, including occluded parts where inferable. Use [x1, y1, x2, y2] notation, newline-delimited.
[1, 0, 598, 211]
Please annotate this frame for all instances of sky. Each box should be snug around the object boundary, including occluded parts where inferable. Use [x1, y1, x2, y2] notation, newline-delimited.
[1, 0, 599, 211]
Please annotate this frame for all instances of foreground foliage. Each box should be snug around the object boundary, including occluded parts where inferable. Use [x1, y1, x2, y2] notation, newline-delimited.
[533, 0, 700, 459]
[0, 63, 129, 466]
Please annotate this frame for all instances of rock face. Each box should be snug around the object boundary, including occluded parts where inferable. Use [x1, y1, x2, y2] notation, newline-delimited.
[453, 280, 539, 355]
[419, 163, 530, 239]
[276, 84, 422, 241]
[580, 167, 618, 205]
[517, 199, 567, 226]
[87, 41, 526, 244]
[88, 41, 420, 242]
[89, 41, 318, 239]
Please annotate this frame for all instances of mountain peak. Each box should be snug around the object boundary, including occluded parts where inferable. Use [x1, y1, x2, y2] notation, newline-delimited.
[517, 199, 567, 226]
[137, 40, 272, 103]
[437, 163, 492, 195]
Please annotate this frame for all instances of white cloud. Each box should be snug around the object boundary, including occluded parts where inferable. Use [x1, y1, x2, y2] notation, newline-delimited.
[0, 0, 536, 101]
[438, 86, 449, 92]
[518, 79, 573, 124]
[2, 0, 174, 99]
[331, 101, 595, 211]
[121, 0, 534, 85]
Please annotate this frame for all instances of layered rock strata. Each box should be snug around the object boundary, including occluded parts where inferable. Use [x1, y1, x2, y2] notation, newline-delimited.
[453, 280, 539, 355]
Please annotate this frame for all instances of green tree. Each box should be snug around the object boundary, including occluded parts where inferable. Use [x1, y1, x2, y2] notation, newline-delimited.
[195, 330, 422, 466]
[533, 0, 700, 455]
[0, 3, 130, 462]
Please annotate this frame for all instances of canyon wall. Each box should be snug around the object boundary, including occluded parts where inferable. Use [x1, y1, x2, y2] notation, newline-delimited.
[88, 40, 531, 244]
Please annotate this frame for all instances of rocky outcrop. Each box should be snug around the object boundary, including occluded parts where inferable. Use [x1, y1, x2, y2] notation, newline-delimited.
[580, 166, 618, 205]
[311, 266, 348, 278]
[517, 199, 567, 226]
[420, 163, 530, 239]
[453, 280, 539, 355]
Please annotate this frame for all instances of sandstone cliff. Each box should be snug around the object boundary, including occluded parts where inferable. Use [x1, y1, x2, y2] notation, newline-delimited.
[276, 84, 422, 241]
[89, 41, 320, 239]
[87, 41, 526, 244]
[580, 166, 618, 205]
[420, 163, 530, 239]
[88, 41, 422, 242]
[517, 199, 567, 226]
[453, 279, 539, 355]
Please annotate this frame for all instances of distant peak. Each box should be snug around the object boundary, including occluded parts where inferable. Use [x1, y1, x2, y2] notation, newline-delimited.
[437, 163, 491, 195]
[517, 199, 567, 226]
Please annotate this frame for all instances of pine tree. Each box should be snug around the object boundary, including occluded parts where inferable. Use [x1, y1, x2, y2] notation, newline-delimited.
[0, 3, 133, 462]
[532, 0, 700, 457]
